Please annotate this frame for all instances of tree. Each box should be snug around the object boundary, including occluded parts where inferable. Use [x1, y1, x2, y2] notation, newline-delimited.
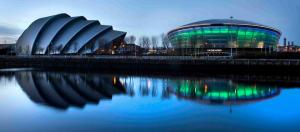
[161, 33, 170, 50]
[125, 35, 136, 44]
[125, 37, 131, 44]
[138, 37, 143, 47]
[151, 36, 158, 49]
[139, 36, 151, 49]
[131, 36, 136, 44]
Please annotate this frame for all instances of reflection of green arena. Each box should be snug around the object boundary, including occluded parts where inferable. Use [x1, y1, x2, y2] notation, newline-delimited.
[171, 80, 280, 104]
[168, 19, 281, 55]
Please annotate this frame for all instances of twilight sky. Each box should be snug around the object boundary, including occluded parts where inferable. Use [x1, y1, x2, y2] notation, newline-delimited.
[0, 0, 299, 45]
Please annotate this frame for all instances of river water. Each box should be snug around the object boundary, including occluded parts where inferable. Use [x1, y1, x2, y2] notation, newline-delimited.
[0, 69, 299, 132]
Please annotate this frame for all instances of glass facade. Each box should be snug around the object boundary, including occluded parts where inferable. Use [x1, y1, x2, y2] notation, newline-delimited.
[168, 25, 281, 49]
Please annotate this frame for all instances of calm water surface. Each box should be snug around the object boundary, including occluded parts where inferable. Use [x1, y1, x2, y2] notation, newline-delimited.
[0, 69, 300, 132]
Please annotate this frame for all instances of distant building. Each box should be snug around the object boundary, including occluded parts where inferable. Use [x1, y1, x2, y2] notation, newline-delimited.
[278, 38, 300, 52]
[116, 44, 142, 55]
[283, 38, 287, 47]
[0, 44, 16, 55]
[16, 13, 126, 55]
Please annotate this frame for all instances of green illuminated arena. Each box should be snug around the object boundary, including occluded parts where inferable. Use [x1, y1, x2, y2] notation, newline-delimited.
[168, 19, 281, 55]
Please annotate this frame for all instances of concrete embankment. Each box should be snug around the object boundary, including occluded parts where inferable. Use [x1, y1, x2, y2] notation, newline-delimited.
[0, 56, 300, 73]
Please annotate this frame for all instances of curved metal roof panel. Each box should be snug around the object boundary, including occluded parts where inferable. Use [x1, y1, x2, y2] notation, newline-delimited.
[80, 30, 126, 54]
[33, 16, 71, 54]
[63, 24, 111, 54]
[53, 20, 98, 54]
[30, 14, 70, 54]
[103, 31, 126, 43]
[76, 25, 113, 54]
[46, 16, 86, 54]
[16, 16, 52, 55]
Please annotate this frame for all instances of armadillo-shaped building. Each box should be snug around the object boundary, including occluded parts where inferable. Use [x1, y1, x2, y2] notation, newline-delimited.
[16, 13, 126, 55]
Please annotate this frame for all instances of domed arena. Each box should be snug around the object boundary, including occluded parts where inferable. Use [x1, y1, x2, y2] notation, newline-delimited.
[168, 19, 281, 56]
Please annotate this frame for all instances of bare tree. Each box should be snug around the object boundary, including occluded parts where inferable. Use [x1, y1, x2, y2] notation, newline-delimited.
[138, 37, 143, 47]
[125, 35, 137, 44]
[129, 35, 136, 44]
[161, 33, 170, 50]
[151, 36, 158, 49]
[139, 36, 151, 49]
[144, 36, 151, 49]
[125, 37, 131, 44]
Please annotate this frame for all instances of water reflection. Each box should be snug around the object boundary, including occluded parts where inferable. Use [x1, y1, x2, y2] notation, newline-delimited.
[120, 77, 281, 105]
[0, 72, 14, 82]
[1, 70, 299, 131]
[15, 71, 290, 110]
[168, 79, 280, 105]
[16, 71, 125, 109]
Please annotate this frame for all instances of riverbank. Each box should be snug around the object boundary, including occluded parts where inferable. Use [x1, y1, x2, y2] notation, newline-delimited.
[1, 55, 300, 74]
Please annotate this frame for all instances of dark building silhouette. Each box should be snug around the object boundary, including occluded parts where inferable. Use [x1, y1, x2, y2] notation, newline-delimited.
[0, 44, 16, 55]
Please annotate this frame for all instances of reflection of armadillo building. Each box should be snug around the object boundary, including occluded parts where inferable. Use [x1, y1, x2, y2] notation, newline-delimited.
[170, 79, 280, 105]
[16, 72, 125, 109]
[16, 13, 126, 55]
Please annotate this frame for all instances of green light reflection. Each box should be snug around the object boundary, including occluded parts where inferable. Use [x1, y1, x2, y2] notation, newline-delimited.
[173, 80, 279, 102]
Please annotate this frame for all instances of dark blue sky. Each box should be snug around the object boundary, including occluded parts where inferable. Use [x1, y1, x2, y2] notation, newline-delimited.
[0, 0, 299, 44]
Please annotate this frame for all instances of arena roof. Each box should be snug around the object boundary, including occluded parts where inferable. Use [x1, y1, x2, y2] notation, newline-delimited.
[169, 19, 281, 35]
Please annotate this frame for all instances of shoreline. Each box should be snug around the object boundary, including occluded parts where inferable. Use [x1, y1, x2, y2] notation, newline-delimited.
[1, 67, 300, 88]
[1, 55, 300, 74]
